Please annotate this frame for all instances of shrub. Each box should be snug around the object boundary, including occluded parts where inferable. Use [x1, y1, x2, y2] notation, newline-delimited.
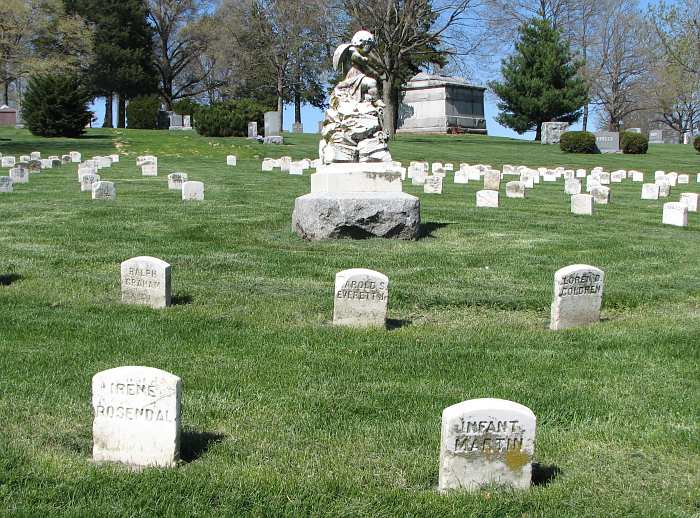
[23, 73, 92, 138]
[560, 131, 597, 153]
[621, 131, 648, 154]
[195, 99, 268, 137]
[694, 135, 700, 153]
[172, 99, 200, 116]
[127, 95, 162, 129]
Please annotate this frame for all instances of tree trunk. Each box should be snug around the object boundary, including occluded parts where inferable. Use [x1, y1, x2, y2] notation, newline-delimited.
[535, 123, 542, 141]
[117, 95, 126, 128]
[277, 72, 284, 132]
[582, 103, 589, 132]
[103, 94, 113, 128]
[294, 90, 302, 124]
[3, 81, 8, 105]
[382, 78, 396, 138]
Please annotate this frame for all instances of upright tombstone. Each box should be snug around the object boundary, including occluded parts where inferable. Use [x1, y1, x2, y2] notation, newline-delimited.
[550, 264, 604, 331]
[264, 111, 282, 142]
[80, 173, 100, 192]
[641, 184, 659, 200]
[411, 167, 427, 185]
[92, 366, 181, 468]
[226, 155, 237, 167]
[70, 151, 82, 163]
[476, 190, 499, 208]
[483, 170, 501, 191]
[564, 179, 581, 195]
[571, 194, 593, 215]
[182, 181, 204, 201]
[662, 202, 688, 227]
[0, 176, 13, 193]
[121, 256, 172, 308]
[92, 181, 116, 201]
[247, 122, 258, 139]
[591, 186, 610, 205]
[679, 193, 699, 212]
[439, 398, 536, 492]
[333, 268, 388, 328]
[167, 172, 188, 190]
[595, 132, 620, 153]
[424, 176, 443, 194]
[261, 158, 277, 171]
[142, 164, 158, 176]
[677, 174, 689, 184]
[656, 179, 671, 197]
[10, 167, 28, 184]
[505, 181, 526, 198]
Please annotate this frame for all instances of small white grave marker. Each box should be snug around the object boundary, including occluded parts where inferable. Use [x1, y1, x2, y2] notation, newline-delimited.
[679, 193, 698, 212]
[121, 256, 171, 308]
[92, 181, 116, 200]
[641, 184, 659, 200]
[333, 269, 388, 327]
[570, 194, 593, 215]
[0, 177, 13, 193]
[484, 170, 501, 190]
[439, 398, 536, 492]
[662, 202, 688, 227]
[142, 164, 158, 176]
[226, 155, 237, 166]
[550, 264, 604, 330]
[92, 366, 181, 468]
[182, 181, 204, 201]
[168, 173, 188, 190]
[476, 190, 499, 208]
[505, 181, 526, 198]
[424, 176, 443, 194]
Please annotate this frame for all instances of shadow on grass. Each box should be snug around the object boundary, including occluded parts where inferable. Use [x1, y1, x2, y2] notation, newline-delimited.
[172, 293, 193, 306]
[386, 319, 412, 330]
[532, 463, 561, 487]
[419, 222, 449, 238]
[180, 430, 226, 463]
[0, 273, 22, 286]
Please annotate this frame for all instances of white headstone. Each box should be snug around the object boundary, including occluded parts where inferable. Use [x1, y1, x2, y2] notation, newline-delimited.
[168, 172, 188, 190]
[411, 168, 427, 185]
[92, 181, 116, 200]
[289, 162, 304, 175]
[550, 264, 604, 330]
[333, 269, 388, 328]
[656, 179, 671, 198]
[92, 366, 181, 468]
[484, 170, 501, 191]
[575, 169, 587, 179]
[0, 176, 13, 193]
[439, 398, 536, 492]
[142, 164, 157, 176]
[454, 170, 469, 184]
[679, 193, 699, 212]
[70, 151, 81, 163]
[80, 173, 100, 192]
[591, 186, 610, 205]
[505, 181, 526, 198]
[662, 202, 688, 227]
[677, 174, 689, 184]
[424, 176, 443, 194]
[9, 167, 28, 184]
[261, 158, 277, 171]
[110, 154, 120, 163]
[1, 156, 16, 168]
[641, 184, 659, 200]
[631, 171, 644, 182]
[476, 190, 499, 208]
[226, 155, 237, 166]
[570, 194, 593, 215]
[30, 151, 41, 160]
[121, 256, 171, 308]
[564, 179, 581, 195]
[182, 181, 204, 201]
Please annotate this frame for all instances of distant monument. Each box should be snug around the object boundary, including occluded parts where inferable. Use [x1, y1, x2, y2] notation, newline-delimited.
[397, 73, 487, 135]
[292, 31, 420, 240]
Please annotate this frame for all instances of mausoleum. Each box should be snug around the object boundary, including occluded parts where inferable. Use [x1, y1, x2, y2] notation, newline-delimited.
[397, 73, 487, 135]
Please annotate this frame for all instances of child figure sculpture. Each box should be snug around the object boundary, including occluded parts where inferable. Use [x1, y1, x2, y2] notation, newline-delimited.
[320, 31, 392, 164]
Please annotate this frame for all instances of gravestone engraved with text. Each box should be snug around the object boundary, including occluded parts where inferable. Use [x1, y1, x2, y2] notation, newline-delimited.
[121, 256, 171, 309]
[550, 264, 604, 330]
[333, 268, 388, 327]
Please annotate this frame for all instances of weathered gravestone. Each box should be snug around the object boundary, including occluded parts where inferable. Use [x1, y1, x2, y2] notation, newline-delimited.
[70, 151, 81, 163]
[142, 164, 157, 177]
[505, 181, 526, 198]
[289, 162, 304, 176]
[571, 194, 593, 215]
[565, 179, 581, 195]
[80, 173, 100, 192]
[483, 170, 501, 191]
[677, 174, 689, 184]
[1, 156, 16, 168]
[591, 186, 610, 205]
[92, 181, 116, 201]
[264, 111, 282, 143]
[541, 122, 569, 145]
[10, 167, 28, 184]
[550, 264, 604, 331]
[641, 184, 659, 200]
[121, 256, 171, 308]
[247, 122, 258, 139]
[182, 181, 204, 201]
[333, 269, 388, 328]
[476, 190, 499, 208]
[662, 202, 688, 227]
[168, 173, 188, 190]
[30, 151, 41, 160]
[424, 176, 443, 194]
[0, 176, 13, 193]
[261, 158, 277, 171]
[439, 398, 536, 492]
[595, 132, 620, 153]
[92, 366, 181, 468]
[679, 193, 699, 212]
[411, 168, 427, 185]
[226, 155, 237, 166]
[656, 179, 671, 197]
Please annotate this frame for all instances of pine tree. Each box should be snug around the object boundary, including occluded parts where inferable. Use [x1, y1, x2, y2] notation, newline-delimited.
[23, 73, 92, 137]
[490, 19, 587, 141]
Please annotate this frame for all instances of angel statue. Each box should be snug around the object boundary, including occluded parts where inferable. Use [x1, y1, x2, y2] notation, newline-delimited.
[319, 30, 392, 164]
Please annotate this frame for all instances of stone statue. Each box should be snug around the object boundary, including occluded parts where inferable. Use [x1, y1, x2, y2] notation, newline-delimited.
[319, 31, 392, 164]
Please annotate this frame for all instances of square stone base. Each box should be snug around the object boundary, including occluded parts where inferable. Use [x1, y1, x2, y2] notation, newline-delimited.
[292, 192, 420, 240]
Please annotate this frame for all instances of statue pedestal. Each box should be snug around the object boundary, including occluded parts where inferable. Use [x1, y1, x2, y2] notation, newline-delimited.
[292, 164, 420, 240]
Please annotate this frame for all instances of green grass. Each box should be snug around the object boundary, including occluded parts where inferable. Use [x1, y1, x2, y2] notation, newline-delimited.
[1, 128, 699, 516]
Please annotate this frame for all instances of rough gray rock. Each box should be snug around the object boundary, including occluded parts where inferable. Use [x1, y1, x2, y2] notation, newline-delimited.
[292, 192, 420, 240]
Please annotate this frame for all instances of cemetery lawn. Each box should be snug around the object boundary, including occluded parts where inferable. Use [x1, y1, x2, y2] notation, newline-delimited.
[1, 127, 699, 517]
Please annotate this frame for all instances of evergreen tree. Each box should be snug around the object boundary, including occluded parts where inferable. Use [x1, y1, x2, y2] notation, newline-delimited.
[23, 73, 92, 137]
[65, 0, 158, 128]
[489, 19, 587, 141]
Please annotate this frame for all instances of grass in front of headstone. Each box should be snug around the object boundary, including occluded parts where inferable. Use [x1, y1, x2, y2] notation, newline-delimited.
[0, 128, 699, 515]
